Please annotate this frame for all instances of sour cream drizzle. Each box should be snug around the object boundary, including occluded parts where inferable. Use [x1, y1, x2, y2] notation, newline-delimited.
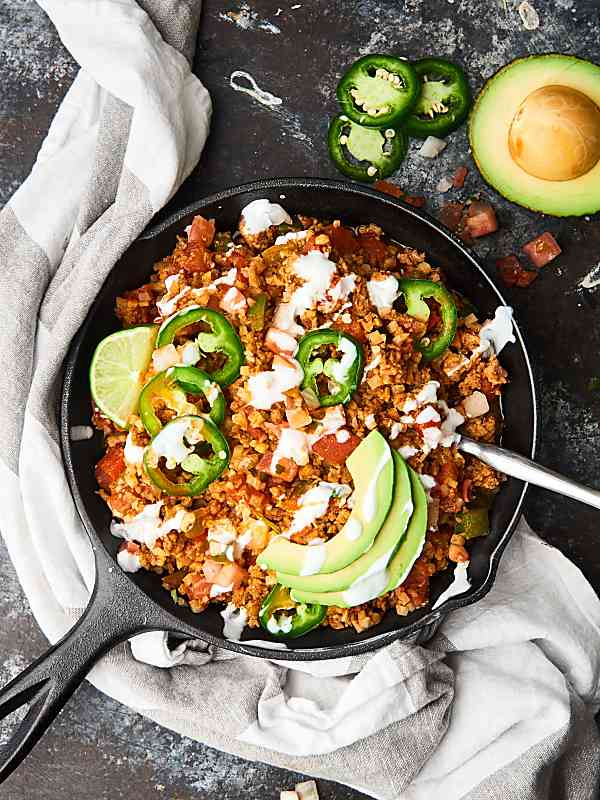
[362, 447, 393, 523]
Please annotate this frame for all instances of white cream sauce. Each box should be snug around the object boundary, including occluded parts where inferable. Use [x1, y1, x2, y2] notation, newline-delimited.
[221, 603, 249, 640]
[342, 569, 389, 606]
[362, 447, 392, 523]
[300, 543, 327, 576]
[117, 548, 141, 573]
[366, 275, 399, 313]
[124, 432, 145, 466]
[432, 561, 471, 609]
[247, 355, 303, 409]
[241, 199, 292, 234]
[287, 482, 351, 535]
[274, 229, 308, 244]
[478, 306, 515, 356]
[345, 517, 363, 541]
[110, 503, 187, 549]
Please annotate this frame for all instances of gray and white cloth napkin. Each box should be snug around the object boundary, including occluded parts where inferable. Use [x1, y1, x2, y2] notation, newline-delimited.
[1, 2, 600, 798]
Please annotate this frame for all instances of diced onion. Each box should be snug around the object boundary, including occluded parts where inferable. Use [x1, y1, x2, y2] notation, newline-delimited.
[436, 176, 453, 193]
[295, 780, 320, 800]
[70, 425, 94, 441]
[419, 136, 447, 158]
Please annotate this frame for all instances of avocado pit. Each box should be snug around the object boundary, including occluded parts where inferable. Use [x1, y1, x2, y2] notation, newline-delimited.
[508, 84, 600, 181]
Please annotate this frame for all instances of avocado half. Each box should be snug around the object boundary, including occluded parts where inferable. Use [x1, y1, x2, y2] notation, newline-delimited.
[469, 54, 600, 217]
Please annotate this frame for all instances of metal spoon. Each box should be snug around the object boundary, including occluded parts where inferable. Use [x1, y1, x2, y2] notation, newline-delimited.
[459, 437, 600, 511]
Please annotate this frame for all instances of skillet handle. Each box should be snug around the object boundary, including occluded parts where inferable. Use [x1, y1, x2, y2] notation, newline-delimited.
[0, 547, 173, 784]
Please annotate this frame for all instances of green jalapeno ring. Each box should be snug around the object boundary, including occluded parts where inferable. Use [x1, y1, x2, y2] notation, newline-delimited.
[296, 329, 364, 407]
[143, 414, 230, 497]
[405, 57, 471, 139]
[327, 115, 408, 182]
[398, 278, 458, 362]
[336, 54, 420, 129]
[259, 584, 326, 639]
[156, 306, 245, 387]
[139, 366, 226, 438]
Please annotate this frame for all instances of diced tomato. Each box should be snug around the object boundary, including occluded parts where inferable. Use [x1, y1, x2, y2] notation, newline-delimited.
[240, 482, 268, 510]
[95, 446, 126, 490]
[439, 202, 465, 233]
[373, 180, 426, 207]
[452, 166, 468, 189]
[226, 250, 251, 271]
[206, 291, 224, 310]
[331, 317, 367, 343]
[426, 308, 441, 333]
[328, 225, 359, 256]
[358, 234, 388, 267]
[178, 242, 212, 273]
[118, 541, 140, 556]
[312, 431, 361, 465]
[217, 562, 247, 590]
[403, 194, 426, 208]
[257, 453, 299, 482]
[188, 215, 216, 246]
[266, 327, 298, 355]
[202, 559, 223, 582]
[374, 179, 403, 198]
[464, 202, 498, 239]
[188, 576, 212, 601]
[521, 232, 561, 268]
[496, 255, 539, 288]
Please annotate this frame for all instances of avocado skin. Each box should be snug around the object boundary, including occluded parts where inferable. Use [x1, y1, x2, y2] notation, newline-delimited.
[468, 53, 600, 217]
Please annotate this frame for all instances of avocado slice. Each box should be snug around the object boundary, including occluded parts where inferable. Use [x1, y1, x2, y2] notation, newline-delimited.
[383, 465, 428, 592]
[289, 463, 427, 608]
[256, 430, 394, 576]
[469, 54, 600, 217]
[277, 449, 412, 594]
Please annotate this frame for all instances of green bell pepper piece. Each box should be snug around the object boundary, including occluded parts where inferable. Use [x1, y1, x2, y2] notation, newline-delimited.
[139, 366, 225, 438]
[455, 507, 490, 539]
[399, 279, 457, 361]
[259, 584, 326, 639]
[156, 306, 244, 387]
[405, 57, 471, 139]
[328, 114, 408, 182]
[336, 54, 420, 128]
[143, 414, 230, 497]
[296, 328, 363, 407]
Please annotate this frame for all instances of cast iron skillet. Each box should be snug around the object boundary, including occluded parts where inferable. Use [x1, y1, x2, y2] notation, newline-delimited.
[0, 178, 537, 782]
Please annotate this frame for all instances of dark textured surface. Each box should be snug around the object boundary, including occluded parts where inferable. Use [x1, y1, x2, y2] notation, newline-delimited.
[1, 0, 600, 797]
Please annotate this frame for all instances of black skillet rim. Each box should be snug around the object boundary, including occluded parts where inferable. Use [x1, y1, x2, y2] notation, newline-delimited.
[61, 177, 538, 661]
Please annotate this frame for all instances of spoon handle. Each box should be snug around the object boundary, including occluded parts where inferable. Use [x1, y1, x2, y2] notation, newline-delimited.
[459, 437, 600, 511]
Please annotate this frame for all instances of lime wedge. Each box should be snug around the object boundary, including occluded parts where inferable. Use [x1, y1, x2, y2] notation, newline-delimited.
[90, 325, 157, 429]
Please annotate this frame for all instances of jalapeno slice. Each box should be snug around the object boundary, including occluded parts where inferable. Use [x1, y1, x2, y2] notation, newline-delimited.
[143, 414, 230, 497]
[328, 115, 408, 182]
[405, 57, 471, 139]
[399, 278, 458, 361]
[156, 306, 244, 387]
[259, 584, 326, 639]
[296, 329, 363, 407]
[336, 54, 420, 128]
[139, 366, 225, 438]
